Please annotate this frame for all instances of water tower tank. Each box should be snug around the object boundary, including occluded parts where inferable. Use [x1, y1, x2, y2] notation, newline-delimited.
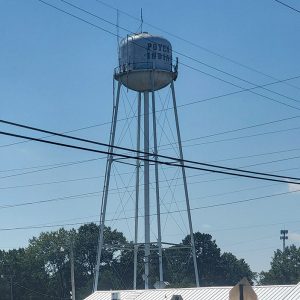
[114, 32, 177, 92]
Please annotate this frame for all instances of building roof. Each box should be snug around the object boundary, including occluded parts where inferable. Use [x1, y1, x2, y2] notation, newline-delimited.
[84, 283, 300, 300]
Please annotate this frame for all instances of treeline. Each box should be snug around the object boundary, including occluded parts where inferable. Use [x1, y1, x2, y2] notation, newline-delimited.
[0, 223, 299, 299]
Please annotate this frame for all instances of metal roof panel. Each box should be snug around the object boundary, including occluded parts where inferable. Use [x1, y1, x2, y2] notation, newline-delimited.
[84, 283, 300, 300]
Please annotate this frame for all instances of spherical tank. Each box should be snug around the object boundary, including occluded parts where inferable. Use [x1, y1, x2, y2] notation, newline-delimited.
[114, 32, 177, 92]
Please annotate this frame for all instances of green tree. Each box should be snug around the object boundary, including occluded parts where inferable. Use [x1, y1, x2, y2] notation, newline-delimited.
[74, 223, 128, 297]
[0, 227, 256, 298]
[179, 232, 221, 286]
[0, 247, 51, 300]
[218, 252, 254, 285]
[27, 228, 72, 299]
[260, 245, 300, 285]
[164, 232, 255, 287]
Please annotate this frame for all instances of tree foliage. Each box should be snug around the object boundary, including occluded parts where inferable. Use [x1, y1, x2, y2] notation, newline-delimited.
[260, 245, 300, 285]
[164, 232, 254, 287]
[0, 224, 256, 299]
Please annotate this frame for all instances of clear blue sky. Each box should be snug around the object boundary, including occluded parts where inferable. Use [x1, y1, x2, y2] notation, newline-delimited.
[1, 0, 300, 276]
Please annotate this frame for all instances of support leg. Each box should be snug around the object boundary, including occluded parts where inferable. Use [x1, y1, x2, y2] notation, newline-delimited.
[152, 91, 164, 285]
[144, 91, 150, 290]
[133, 92, 142, 289]
[93, 81, 122, 292]
[170, 81, 200, 287]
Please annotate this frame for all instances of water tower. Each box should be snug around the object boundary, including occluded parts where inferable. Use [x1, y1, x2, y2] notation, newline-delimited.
[93, 32, 199, 290]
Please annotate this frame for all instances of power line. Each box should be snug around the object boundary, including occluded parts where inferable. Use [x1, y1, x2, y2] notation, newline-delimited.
[1, 115, 300, 181]
[1, 154, 298, 193]
[0, 119, 113, 149]
[173, 74, 300, 110]
[1, 188, 299, 230]
[59, 0, 300, 106]
[2, 163, 298, 210]
[79, 2, 300, 110]
[241, 155, 300, 168]
[0, 179, 269, 212]
[0, 191, 99, 210]
[0, 157, 104, 180]
[1, 85, 300, 153]
[37, 0, 118, 37]
[94, 0, 300, 91]
[273, 0, 300, 14]
[0, 175, 100, 190]
[159, 124, 300, 151]
[3, 214, 300, 236]
[179, 61, 300, 111]
[1, 130, 300, 189]
[1, 138, 299, 181]
[177, 126, 300, 149]
[211, 146, 300, 164]
[181, 115, 300, 143]
[1, 121, 300, 183]
[212, 219, 300, 233]
[0, 157, 101, 173]
[36, 0, 300, 112]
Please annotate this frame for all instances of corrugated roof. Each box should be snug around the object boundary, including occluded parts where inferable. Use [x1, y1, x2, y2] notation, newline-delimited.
[132, 287, 230, 300]
[84, 282, 300, 300]
[254, 284, 298, 299]
[282, 282, 300, 299]
[84, 290, 143, 300]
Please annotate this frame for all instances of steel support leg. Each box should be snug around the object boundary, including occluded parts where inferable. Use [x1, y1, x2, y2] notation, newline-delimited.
[93, 81, 122, 292]
[144, 91, 150, 289]
[152, 91, 164, 285]
[133, 92, 141, 289]
[170, 81, 200, 287]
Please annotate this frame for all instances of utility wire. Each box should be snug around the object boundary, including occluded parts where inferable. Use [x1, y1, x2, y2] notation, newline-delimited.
[0, 191, 99, 209]
[0, 175, 100, 190]
[1, 188, 299, 230]
[1, 113, 300, 181]
[211, 146, 300, 164]
[1, 121, 300, 183]
[37, 0, 118, 37]
[158, 124, 300, 151]
[3, 213, 300, 235]
[241, 155, 300, 168]
[1, 74, 300, 152]
[1, 164, 298, 209]
[0, 125, 300, 179]
[1, 130, 300, 185]
[273, 0, 300, 14]
[36, 0, 300, 112]
[0, 157, 101, 173]
[181, 115, 300, 143]
[175, 75, 300, 110]
[210, 218, 300, 233]
[58, 0, 300, 105]
[94, 0, 300, 91]
[167, 125, 300, 150]
[0, 119, 112, 149]
[180, 61, 300, 111]
[1, 157, 299, 193]
[0, 157, 104, 180]
[1, 80, 300, 152]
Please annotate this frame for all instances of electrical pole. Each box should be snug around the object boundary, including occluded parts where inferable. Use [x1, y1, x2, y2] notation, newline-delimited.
[280, 229, 288, 251]
[70, 236, 76, 300]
